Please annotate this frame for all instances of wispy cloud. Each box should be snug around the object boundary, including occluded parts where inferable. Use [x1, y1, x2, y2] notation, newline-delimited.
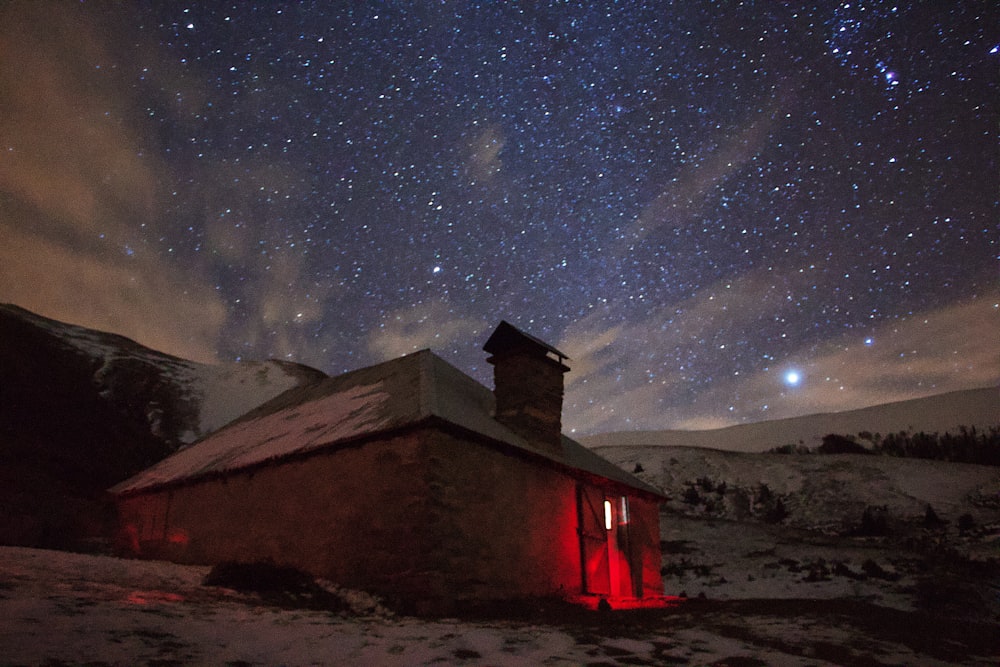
[367, 299, 485, 362]
[617, 85, 793, 250]
[560, 274, 999, 434]
[0, 4, 229, 363]
[711, 292, 1000, 423]
[558, 264, 811, 431]
[0, 7, 154, 235]
[462, 123, 505, 184]
[0, 223, 226, 364]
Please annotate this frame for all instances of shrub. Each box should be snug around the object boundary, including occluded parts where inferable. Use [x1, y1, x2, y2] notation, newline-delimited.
[203, 561, 348, 612]
[682, 485, 702, 505]
[804, 559, 831, 582]
[765, 497, 789, 524]
[872, 426, 1000, 465]
[832, 561, 858, 579]
[768, 442, 810, 454]
[756, 483, 773, 504]
[923, 504, 946, 527]
[856, 505, 890, 536]
[861, 559, 898, 581]
[818, 433, 870, 455]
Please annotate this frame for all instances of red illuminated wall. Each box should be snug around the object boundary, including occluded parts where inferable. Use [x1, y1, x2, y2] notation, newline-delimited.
[576, 483, 663, 600]
[115, 430, 438, 600]
[627, 495, 665, 599]
[420, 429, 584, 602]
[114, 424, 663, 610]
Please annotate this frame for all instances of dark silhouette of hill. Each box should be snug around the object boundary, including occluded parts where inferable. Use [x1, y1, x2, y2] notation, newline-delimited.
[0, 304, 325, 549]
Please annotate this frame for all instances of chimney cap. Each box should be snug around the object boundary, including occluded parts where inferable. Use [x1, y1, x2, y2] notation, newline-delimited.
[483, 320, 570, 365]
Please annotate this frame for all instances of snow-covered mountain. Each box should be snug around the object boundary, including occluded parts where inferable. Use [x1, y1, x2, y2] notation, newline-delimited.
[0, 303, 326, 549]
[594, 444, 1000, 536]
[585, 388, 1000, 620]
[1, 304, 327, 444]
[590, 442, 1000, 624]
[582, 387, 999, 453]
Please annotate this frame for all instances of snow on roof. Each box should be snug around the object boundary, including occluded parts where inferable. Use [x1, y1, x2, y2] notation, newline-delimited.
[110, 382, 391, 494]
[111, 349, 661, 497]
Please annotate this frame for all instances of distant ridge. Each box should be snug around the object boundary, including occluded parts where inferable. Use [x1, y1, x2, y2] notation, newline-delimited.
[581, 387, 999, 453]
[0, 303, 326, 549]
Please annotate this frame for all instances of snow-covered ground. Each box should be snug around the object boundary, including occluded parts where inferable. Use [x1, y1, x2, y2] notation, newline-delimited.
[596, 445, 1000, 608]
[2, 545, 997, 666]
[4, 448, 999, 664]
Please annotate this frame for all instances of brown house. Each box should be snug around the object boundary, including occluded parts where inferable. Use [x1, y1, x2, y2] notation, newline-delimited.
[110, 321, 665, 611]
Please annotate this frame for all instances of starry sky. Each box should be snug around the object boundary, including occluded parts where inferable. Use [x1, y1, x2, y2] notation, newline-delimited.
[1, 1, 997, 434]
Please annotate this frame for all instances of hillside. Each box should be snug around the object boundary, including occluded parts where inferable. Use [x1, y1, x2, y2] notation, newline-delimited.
[0, 304, 326, 549]
[582, 387, 999, 453]
[594, 445, 1000, 538]
[593, 444, 1000, 624]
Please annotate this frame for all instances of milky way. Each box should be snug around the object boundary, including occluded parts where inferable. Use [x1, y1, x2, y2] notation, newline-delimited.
[1, 2, 997, 433]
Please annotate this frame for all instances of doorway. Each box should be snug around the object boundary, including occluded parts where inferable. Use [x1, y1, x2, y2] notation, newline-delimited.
[577, 485, 637, 597]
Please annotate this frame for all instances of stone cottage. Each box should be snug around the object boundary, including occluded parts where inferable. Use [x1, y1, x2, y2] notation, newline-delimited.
[110, 321, 665, 611]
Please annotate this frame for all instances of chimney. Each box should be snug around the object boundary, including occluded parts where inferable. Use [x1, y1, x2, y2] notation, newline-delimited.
[483, 321, 570, 455]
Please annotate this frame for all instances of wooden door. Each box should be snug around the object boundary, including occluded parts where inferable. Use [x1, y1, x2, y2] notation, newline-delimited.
[576, 484, 611, 595]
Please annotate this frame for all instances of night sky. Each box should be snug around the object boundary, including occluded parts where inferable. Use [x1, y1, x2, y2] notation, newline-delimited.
[1, 2, 997, 434]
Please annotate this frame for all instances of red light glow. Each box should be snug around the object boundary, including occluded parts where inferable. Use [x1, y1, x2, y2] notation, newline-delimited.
[167, 530, 189, 545]
[125, 590, 185, 605]
[568, 594, 684, 611]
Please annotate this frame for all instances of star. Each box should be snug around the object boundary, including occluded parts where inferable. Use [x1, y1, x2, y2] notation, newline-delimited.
[783, 370, 803, 388]
[1, 0, 995, 433]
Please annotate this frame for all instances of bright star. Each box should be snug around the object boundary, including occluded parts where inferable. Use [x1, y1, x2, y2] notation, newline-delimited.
[783, 370, 802, 387]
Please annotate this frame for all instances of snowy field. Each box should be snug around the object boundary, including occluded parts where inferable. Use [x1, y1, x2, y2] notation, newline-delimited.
[5, 441, 999, 665]
[2, 545, 998, 666]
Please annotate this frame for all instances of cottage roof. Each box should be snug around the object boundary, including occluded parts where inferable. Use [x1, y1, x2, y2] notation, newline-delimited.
[109, 349, 662, 497]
